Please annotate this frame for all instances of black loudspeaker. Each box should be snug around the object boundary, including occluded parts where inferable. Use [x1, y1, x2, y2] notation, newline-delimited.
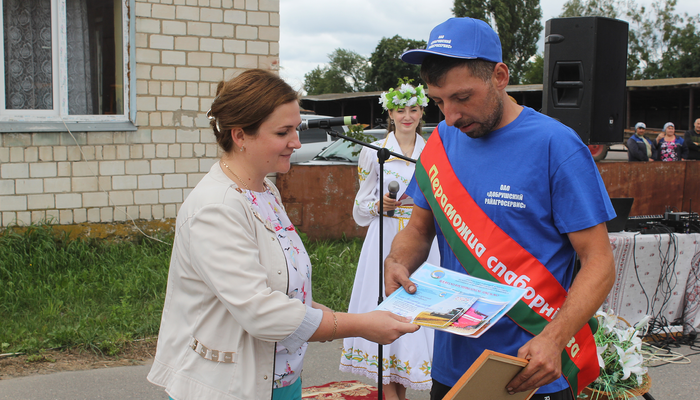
[542, 17, 628, 144]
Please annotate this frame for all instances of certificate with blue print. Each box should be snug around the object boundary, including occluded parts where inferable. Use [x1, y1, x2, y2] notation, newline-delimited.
[376, 263, 526, 338]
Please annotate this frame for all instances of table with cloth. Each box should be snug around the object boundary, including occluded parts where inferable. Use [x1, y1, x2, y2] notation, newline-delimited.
[604, 232, 700, 331]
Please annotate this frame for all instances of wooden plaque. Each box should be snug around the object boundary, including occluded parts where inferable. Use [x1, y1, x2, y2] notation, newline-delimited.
[443, 350, 538, 400]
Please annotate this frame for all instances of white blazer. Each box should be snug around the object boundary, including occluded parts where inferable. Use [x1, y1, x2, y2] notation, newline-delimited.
[148, 163, 317, 400]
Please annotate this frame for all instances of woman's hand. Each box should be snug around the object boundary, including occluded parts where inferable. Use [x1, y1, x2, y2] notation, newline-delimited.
[311, 303, 335, 343]
[355, 311, 419, 345]
[376, 192, 401, 214]
[312, 302, 333, 314]
[310, 310, 418, 344]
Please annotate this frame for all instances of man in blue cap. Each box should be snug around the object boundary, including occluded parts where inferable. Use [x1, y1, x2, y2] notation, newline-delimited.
[384, 18, 616, 400]
[627, 122, 657, 161]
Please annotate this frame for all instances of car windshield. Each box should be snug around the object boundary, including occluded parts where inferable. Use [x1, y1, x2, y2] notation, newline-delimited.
[309, 126, 437, 163]
[312, 140, 359, 162]
[298, 125, 344, 144]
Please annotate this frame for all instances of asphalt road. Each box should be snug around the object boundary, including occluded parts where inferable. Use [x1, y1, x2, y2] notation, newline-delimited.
[1, 339, 698, 400]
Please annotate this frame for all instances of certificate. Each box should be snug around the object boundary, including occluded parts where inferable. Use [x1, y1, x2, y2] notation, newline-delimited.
[377, 263, 527, 338]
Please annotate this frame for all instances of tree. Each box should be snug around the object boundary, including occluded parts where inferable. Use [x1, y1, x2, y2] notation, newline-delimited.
[303, 66, 351, 95]
[327, 49, 370, 92]
[302, 49, 370, 95]
[658, 17, 700, 78]
[366, 35, 426, 91]
[453, 0, 543, 85]
[520, 54, 544, 84]
[559, 0, 619, 18]
[626, 0, 700, 79]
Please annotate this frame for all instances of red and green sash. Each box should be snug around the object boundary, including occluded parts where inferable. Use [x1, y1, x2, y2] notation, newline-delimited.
[416, 130, 599, 395]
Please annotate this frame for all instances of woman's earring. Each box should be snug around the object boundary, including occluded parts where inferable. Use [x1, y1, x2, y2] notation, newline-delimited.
[240, 146, 244, 152]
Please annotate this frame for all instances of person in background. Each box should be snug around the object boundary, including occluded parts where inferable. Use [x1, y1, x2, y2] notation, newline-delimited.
[146, 69, 419, 400]
[340, 81, 441, 400]
[684, 118, 700, 160]
[384, 18, 616, 400]
[627, 122, 656, 162]
[655, 122, 688, 161]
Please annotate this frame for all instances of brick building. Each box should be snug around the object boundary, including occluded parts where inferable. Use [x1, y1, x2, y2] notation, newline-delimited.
[0, 0, 279, 228]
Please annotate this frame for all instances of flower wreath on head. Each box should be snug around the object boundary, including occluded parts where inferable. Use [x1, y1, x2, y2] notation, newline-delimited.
[379, 80, 429, 111]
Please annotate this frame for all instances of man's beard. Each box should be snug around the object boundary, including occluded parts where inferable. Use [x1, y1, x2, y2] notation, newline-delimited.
[454, 86, 504, 139]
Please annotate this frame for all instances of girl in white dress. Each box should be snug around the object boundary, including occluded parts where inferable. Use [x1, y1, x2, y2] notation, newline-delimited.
[340, 82, 441, 400]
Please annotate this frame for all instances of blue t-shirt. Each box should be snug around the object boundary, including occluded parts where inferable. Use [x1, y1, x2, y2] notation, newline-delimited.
[407, 106, 615, 393]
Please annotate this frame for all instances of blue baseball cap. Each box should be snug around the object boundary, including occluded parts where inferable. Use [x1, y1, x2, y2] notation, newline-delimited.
[401, 18, 503, 65]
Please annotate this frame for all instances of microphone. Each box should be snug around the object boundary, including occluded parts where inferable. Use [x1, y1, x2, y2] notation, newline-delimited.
[298, 116, 358, 131]
[387, 181, 399, 217]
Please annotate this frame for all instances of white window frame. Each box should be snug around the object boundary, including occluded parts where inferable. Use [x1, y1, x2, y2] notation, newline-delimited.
[0, 0, 135, 130]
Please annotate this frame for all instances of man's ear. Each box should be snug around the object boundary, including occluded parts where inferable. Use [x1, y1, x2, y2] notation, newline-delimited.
[492, 63, 510, 90]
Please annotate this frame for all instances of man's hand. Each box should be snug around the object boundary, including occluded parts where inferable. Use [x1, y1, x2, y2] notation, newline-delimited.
[506, 222, 614, 394]
[384, 205, 436, 296]
[507, 334, 564, 393]
[385, 258, 416, 296]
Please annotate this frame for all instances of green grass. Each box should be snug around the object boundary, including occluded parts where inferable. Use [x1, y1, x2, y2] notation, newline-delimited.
[0, 224, 361, 355]
[304, 235, 362, 312]
[0, 224, 171, 355]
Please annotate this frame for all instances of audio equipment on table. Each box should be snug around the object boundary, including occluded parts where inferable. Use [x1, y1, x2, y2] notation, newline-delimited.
[662, 211, 700, 234]
[625, 213, 699, 234]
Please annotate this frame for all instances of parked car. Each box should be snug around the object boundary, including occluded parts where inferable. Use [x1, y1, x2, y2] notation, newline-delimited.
[297, 138, 367, 166]
[290, 114, 347, 163]
[294, 126, 436, 166]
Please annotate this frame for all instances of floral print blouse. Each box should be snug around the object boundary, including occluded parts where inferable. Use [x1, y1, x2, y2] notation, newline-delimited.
[241, 186, 312, 389]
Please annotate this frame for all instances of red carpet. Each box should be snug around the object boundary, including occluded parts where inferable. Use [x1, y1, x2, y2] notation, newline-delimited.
[302, 380, 385, 399]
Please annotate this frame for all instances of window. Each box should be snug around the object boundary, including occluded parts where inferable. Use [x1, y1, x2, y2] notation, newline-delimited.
[0, 0, 131, 127]
[299, 127, 341, 145]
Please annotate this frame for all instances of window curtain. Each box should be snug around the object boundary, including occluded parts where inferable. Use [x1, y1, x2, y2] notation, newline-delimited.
[3, 0, 93, 113]
[3, 0, 53, 110]
[66, 0, 93, 114]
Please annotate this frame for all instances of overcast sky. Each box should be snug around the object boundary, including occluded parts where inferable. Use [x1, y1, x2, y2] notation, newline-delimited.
[278, 0, 700, 92]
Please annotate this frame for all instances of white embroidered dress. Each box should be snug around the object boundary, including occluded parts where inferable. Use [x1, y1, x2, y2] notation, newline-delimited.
[339, 132, 440, 391]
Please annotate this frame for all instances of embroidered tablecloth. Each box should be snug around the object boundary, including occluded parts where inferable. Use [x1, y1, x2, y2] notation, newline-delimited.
[604, 232, 700, 331]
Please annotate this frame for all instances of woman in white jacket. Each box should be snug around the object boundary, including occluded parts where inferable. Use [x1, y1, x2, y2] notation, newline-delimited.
[147, 69, 418, 400]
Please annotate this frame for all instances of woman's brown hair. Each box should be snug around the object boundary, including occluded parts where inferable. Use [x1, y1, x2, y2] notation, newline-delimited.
[208, 69, 299, 152]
